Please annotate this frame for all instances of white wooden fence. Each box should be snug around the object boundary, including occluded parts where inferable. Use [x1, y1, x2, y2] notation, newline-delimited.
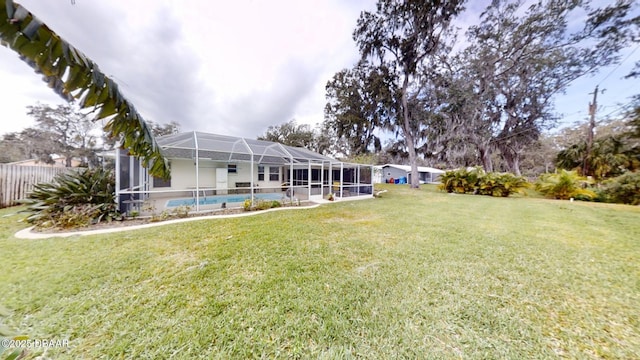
[0, 164, 79, 208]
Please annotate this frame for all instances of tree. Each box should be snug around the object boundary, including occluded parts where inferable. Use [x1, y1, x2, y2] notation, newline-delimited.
[324, 63, 387, 156]
[353, 0, 465, 188]
[515, 133, 559, 177]
[313, 122, 349, 157]
[555, 118, 639, 180]
[450, 0, 638, 175]
[0, 1, 169, 178]
[148, 120, 180, 137]
[628, 106, 640, 136]
[0, 132, 29, 163]
[17, 127, 60, 164]
[25, 103, 98, 167]
[258, 120, 317, 149]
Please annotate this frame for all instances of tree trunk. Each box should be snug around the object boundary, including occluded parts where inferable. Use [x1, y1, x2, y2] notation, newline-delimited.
[500, 144, 522, 176]
[479, 144, 493, 172]
[401, 75, 420, 189]
[512, 154, 521, 176]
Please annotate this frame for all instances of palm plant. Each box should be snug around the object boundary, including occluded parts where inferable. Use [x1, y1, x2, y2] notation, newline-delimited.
[440, 167, 529, 197]
[535, 170, 596, 200]
[21, 168, 121, 228]
[439, 167, 482, 194]
[478, 172, 530, 197]
[589, 137, 628, 180]
[439, 169, 465, 193]
[556, 135, 635, 181]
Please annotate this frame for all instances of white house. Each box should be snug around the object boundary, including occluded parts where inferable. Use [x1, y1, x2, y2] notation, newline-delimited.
[116, 132, 374, 213]
[380, 164, 445, 184]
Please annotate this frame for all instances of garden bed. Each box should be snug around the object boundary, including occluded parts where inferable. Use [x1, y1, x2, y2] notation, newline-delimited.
[31, 201, 314, 234]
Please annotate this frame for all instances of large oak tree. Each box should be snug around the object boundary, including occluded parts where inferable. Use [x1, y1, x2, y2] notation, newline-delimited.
[454, 0, 639, 175]
[352, 0, 465, 188]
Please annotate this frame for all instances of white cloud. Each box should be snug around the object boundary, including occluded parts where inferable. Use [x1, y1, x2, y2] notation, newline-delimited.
[0, 0, 373, 137]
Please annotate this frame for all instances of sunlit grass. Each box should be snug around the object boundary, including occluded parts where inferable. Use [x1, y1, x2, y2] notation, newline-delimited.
[1, 184, 639, 358]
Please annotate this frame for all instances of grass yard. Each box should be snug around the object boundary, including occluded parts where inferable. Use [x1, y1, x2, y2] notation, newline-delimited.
[1, 184, 639, 359]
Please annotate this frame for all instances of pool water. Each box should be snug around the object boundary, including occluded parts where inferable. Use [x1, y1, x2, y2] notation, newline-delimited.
[166, 193, 284, 207]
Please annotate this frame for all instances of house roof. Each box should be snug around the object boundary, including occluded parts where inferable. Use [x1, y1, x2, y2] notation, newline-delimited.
[156, 131, 335, 165]
[381, 164, 445, 174]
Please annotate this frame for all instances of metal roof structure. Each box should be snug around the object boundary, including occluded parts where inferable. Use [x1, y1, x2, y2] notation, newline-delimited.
[116, 131, 375, 213]
[156, 131, 335, 165]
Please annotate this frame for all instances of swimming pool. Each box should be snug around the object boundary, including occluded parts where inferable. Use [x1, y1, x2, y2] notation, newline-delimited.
[166, 193, 284, 207]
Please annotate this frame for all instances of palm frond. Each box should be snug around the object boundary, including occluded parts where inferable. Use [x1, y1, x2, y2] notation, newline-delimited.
[0, 0, 169, 179]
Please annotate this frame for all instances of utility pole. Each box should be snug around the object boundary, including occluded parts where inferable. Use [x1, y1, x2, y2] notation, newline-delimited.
[583, 85, 598, 177]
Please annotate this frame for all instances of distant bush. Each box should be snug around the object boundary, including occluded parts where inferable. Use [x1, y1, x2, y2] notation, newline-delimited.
[597, 171, 640, 205]
[535, 170, 596, 201]
[21, 168, 121, 229]
[439, 167, 529, 197]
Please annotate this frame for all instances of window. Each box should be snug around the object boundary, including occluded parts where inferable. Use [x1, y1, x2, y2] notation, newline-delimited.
[258, 165, 264, 181]
[228, 164, 237, 173]
[269, 166, 279, 181]
[311, 169, 321, 182]
[153, 176, 171, 188]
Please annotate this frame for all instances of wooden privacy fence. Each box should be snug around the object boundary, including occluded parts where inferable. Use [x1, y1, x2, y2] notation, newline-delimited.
[0, 164, 80, 208]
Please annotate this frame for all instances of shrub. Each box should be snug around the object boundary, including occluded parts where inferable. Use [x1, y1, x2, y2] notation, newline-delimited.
[255, 200, 281, 210]
[439, 167, 482, 194]
[535, 170, 596, 200]
[51, 204, 101, 229]
[597, 171, 640, 205]
[439, 167, 529, 197]
[172, 205, 191, 218]
[244, 199, 283, 211]
[21, 168, 121, 228]
[150, 210, 170, 223]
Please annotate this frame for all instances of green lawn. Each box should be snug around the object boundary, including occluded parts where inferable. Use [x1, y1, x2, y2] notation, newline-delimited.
[1, 184, 639, 359]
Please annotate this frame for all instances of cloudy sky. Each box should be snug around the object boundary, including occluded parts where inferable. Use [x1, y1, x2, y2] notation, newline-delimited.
[0, 0, 638, 139]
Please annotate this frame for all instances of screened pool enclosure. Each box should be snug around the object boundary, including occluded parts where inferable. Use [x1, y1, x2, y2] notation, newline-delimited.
[116, 132, 374, 213]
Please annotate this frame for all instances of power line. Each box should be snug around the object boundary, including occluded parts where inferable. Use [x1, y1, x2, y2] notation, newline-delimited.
[597, 44, 640, 86]
[486, 102, 636, 144]
[601, 101, 635, 119]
